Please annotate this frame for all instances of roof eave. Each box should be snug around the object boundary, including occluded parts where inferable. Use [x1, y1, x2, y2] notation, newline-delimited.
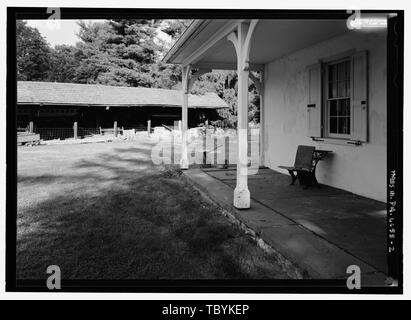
[17, 101, 229, 109]
[162, 20, 208, 64]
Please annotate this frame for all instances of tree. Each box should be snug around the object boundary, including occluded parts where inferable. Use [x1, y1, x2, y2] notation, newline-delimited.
[73, 19, 178, 88]
[16, 20, 51, 81]
[190, 70, 260, 128]
[160, 20, 193, 40]
[48, 45, 82, 82]
[15, 19, 260, 126]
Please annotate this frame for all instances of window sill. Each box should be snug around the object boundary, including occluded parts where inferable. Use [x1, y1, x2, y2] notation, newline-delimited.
[310, 137, 363, 146]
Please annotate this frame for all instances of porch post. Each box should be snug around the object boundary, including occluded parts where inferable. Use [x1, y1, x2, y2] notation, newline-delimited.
[249, 70, 264, 166]
[180, 65, 191, 169]
[236, 61, 250, 208]
[228, 20, 259, 209]
[260, 70, 265, 166]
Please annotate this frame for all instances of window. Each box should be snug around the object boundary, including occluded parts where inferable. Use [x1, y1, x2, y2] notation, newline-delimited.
[306, 51, 368, 143]
[326, 59, 351, 138]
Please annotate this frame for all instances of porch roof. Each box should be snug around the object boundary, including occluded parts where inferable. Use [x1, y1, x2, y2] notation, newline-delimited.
[163, 19, 350, 69]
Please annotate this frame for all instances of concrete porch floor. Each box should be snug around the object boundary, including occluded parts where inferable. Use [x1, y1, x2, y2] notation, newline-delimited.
[183, 167, 387, 284]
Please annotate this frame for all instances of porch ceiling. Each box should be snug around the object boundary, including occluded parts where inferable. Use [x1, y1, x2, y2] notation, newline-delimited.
[164, 19, 350, 69]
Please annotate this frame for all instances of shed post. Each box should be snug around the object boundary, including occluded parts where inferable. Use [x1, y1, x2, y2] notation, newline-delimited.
[29, 121, 34, 133]
[225, 135, 229, 168]
[114, 121, 118, 137]
[147, 119, 151, 135]
[73, 122, 78, 140]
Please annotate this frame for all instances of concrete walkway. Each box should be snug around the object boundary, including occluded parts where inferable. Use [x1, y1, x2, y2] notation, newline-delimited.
[183, 167, 387, 285]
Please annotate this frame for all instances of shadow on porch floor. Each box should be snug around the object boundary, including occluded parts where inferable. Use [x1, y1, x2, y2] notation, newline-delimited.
[184, 167, 387, 283]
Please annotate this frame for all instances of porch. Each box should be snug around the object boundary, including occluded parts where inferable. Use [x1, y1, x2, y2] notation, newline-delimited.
[165, 17, 389, 207]
[165, 17, 389, 283]
[183, 167, 387, 282]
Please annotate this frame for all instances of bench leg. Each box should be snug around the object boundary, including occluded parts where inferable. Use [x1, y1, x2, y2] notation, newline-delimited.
[288, 170, 297, 185]
[299, 171, 322, 189]
[297, 171, 312, 189]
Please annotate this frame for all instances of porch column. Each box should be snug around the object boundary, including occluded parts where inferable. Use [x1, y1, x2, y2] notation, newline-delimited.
[260, 71, 265, 166]
[180, 66, 212, 170]
[249, 71, 264, 166]
[228, 20, 259, 209]
[180, 65, 191, 169]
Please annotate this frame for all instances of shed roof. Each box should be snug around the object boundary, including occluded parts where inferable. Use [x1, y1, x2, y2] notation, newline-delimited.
[17, 81, 228, 109]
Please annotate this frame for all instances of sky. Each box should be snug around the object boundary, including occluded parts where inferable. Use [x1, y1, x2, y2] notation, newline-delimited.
[25, 19, 172, 48]
[26, 19, 88, 47]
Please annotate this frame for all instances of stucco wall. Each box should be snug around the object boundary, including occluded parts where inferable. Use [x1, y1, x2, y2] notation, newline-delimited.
[263, 30, 387, 202]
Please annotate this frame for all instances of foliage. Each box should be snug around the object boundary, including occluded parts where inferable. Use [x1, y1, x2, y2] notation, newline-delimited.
[160, 19, 193, 40]
[74, 20, 163, 87]
[191, 70, 260, 128]
[16, 20, 51, 81]
[48, 45, 82, 82]
[16, 19, 261, 127]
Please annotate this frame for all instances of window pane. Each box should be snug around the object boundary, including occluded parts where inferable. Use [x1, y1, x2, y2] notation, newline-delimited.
[345, 99, 351, 116]
[329, 64, 337, 81]
[329, 82, 337, 98]
[345, 61, 350, 80]
[337, 62, 345, 81]
[338, 117, 349, 134]
[338, 81, 346, 97]
[345, 61, 351, 96]
[330, 117, 338, 134]
[329, 100, 337, 116]
[340, 99, 350, 116]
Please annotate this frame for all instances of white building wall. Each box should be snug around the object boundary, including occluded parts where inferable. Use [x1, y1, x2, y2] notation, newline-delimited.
[263, 30, 387, 202]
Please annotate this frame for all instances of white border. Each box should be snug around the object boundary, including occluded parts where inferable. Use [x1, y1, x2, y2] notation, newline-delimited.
[0, 0, 409, 300]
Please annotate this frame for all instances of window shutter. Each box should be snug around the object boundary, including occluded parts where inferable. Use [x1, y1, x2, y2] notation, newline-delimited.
[351, 51, 368, 142]
[307, 63, 322, 137]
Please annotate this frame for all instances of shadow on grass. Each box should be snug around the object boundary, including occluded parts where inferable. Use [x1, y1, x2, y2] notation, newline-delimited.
[17, 144, 290, 280]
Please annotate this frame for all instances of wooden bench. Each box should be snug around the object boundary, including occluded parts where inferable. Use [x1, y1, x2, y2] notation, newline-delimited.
[99, 127, 124, 135]
[278, 145, 317, 188]
[17, 132, 40, 146]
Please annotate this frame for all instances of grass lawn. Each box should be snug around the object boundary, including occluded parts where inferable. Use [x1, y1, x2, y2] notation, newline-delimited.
[17, 139, 289, 279]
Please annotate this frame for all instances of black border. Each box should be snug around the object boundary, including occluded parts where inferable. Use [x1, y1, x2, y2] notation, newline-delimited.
[386, 13, 403, 287]
[6, 7, 404, 294]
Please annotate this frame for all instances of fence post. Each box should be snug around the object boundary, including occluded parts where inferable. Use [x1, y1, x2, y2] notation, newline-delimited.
[99, 127, 102, 135]
[214, 135, 217, 165]
[224, 136, 229, 169]
[203, 135, 207, 167]
[171, 132, 175, 165]
[147, 120, 151, 136]
[29, 121, 34, 133]
[114, 121, 118, 137]
[73, 122, 78, 139]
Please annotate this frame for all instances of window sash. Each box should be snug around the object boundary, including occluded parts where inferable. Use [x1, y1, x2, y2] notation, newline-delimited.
[327, 99, 351, 138]
[324, 58, 352, 139]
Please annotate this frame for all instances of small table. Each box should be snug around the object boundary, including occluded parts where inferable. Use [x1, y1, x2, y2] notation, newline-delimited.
[310, 149, 332, 187]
